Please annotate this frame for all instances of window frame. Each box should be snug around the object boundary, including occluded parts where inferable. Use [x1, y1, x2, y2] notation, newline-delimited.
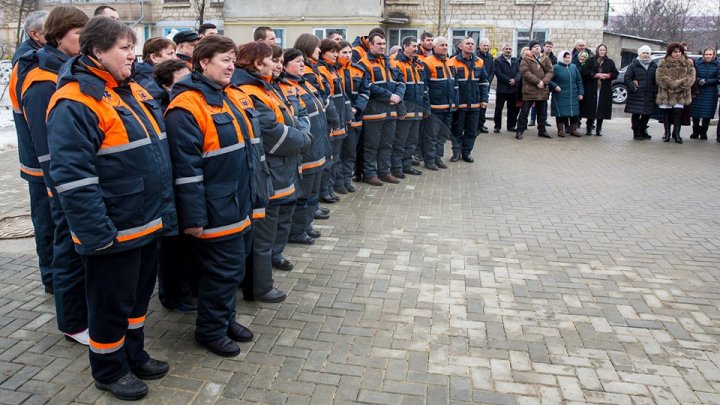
[450, 28, 485, 54]
[514, 29, 549, 56]
[313, 28, 348, 41]
[387, 28, 420, 50]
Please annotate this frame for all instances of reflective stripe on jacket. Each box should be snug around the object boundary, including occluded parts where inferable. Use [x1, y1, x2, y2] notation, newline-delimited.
[233, 69, 309, 206]
[318, 58, 353, 140]
[423, 54, 458, 111]
[357, 52, 406, 121]
[279, 74, 330, 175]
[450, 53, 490, 110]
[47, 55, 177, 254]
[337, 58, 370, 127]
[391, 51, 430, 120]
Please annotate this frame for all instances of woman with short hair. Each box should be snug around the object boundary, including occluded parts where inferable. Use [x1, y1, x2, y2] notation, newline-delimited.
[624, 45, 658, 140]
[690, 47, 720, 140]
[165, 35, 258, 358]
[656, 42, 696, 143]
[46, 16, 176, 400]
[134, 37, 177, 101]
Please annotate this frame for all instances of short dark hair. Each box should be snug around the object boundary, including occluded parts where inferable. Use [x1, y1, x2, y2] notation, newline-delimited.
[271, 44, 283, 59]
[294, 33, 321, 61]
[80, 16, 136, 58]
[420, 32, 433, 41]
[44, 6, 89, 48]
[319, 38, 340, 57]
[282, 48, 304, 67]
[154, 59, 189, 88]
[198, 23, 217, 35]
[368, 32, 385, 45]
[193, 35, 237, 72]
[368, 27, 385, 37]
[401, 36, 417, 48]
[326, 31, 342, 39]
[665, 42, 685, 58]
[253, 26, 273, 41]
[338, 40, 352, 51]
[544, 41, 553, 46]
[142, 37, 175, 62]
[93, 5, 116, 16]
[235, 41, 272, 71]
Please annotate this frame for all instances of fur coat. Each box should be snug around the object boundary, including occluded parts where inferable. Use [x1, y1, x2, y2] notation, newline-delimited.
[655, 57, 695, 106]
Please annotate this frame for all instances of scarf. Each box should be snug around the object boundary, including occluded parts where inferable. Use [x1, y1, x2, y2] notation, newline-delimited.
[638, 58, 651, 70]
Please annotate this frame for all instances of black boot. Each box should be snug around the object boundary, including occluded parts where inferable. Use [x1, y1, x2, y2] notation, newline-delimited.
[642, 126, 651, 140]
[662, 111, 672, 142]
[672, 109, 683, 144]
[690, 123, 699, 139]
[700, 122, 709, 140]
[633, 127, 644, 140]
[585, 119, 593, 135]
[595, 119, 603, 136]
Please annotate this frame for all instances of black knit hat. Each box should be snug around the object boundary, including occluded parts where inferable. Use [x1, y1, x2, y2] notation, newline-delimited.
[173, 30, 200, 45]
[528, 40, 541, 50]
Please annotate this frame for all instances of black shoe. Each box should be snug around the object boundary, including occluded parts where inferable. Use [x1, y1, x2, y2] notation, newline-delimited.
[642, 135, 652, 140]
[478, 127, 489, 134]
[425, 163, 439, 171]
[44, 285, 54, 295]
[95, 372, 149, 401]
[690, 133, 699, 139]
[318, 206, 330, 214]
[493, 128, 501, 133]
[329, 191, 341, 202]
[528, 120, 536, 127]
[346, 184, 357, 192]
[391, 172, 406, 179]
[132, 358, 169, 380]
[633, 135, 645, 140]
[319, 195, 337, 204]
[700, 134, 708, 140]
[288, 236, 315, 245]
[272, 258, 294, 271]
[403, 167, 422, 175]
[595, 130, 603, 136]
[411, 160, 421, 166]
[314, 210, 330, 220]
[515, 132, 523, 140]
[462, 155, 474, 163]
[333, 185, 348, 194]
[196, 336, 241, 357]
[508, 127, 516, 132]
[228, 321, 254, 342]
[436, 161, 448, 169]
[255, 288, 287, 303]
[544, 122, 552, 127]
[450, 153, 460, 162]
[307, 229, 321, 238]
[538, 132, 553, 139]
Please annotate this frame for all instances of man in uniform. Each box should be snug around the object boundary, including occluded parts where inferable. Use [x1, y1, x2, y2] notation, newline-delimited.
[253, 26, 277, 46]
[422, 36, 457, 170]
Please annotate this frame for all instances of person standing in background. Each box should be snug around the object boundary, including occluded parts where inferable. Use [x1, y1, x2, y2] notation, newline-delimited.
[475, 38, 494, 134]
[493, 43, 520, 134]
[624, 45, 658, 141]
[689, 47, 720, 140]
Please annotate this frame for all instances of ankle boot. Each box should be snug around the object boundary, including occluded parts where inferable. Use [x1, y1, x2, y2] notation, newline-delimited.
[585, 119, 593, 135]
[632, 127, 644, 140]
[690, 124, 699, 139]
[595, 120, 603, 136]
[557, 120, 565, 137]
[673, 125, 683, 143]
[569, 123, 580, 137]
[700, 123, 709, 140]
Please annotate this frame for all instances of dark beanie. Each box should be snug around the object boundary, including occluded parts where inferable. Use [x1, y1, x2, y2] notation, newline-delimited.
[528, 40, 540, 50]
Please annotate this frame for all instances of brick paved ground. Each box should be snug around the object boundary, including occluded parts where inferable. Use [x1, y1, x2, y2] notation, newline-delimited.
[1, 117, 720, 404]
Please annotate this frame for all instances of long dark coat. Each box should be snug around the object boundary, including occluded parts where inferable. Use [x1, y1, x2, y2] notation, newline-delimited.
[579, 56, 618, 120]
[623, 59, 658, 115]
[690, 58, 720, 119]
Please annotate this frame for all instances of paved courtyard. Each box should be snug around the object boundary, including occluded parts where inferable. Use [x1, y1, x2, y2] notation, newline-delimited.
[1, 117, 720, 404]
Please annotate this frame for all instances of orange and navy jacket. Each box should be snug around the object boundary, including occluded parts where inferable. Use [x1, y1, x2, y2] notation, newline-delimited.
[9, 39, 45, 183]
[177, 52, 193, 70]
[391, 51, 430, 120]
[278, 73, 330, 175]
[232, 68, 309, 206]
[424, 53, 458, 112]
[450, 52, 490, 110]
[46, 55, 177, 255]
[317, 57, 353, 140]
[303, 61, 341, 131]
[357, 52, 406, 122]
[352, 36, 371, 64]
[165, 71, 260, 240]
[132, 61, 167, 108]
[337, 57, 370, 129]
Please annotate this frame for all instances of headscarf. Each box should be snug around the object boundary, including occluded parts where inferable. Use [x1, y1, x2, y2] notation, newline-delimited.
[577, 50, 589, 66]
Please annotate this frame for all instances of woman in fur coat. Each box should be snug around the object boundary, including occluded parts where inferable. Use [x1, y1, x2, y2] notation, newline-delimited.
[655, 42, 696, 144]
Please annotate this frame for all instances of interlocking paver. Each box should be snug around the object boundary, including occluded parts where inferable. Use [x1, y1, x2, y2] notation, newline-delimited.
[1, 116, 720, 403]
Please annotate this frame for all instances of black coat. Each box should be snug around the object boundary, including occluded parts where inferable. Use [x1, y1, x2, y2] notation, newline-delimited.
[579, 56, 618, 119]
[623, 59, 658, 115]
[494, 55, 521, 94]
[476, 50, 495, 84]
[690, 58, 720, 119]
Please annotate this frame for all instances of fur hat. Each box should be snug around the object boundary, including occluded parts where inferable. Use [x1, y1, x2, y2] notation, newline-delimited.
[637, 45, 652, 54]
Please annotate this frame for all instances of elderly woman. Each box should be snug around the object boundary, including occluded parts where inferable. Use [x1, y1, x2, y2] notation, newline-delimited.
[166, 35, 258, 358]
[656, 42, 696, 143]
[690, 47, 720, 140]
[624, 45, 658, 140]
[583, 44, 618, 136]
[232, 41, 309, 302]
[516, 41, 553, 140]
[46, 17, 176, 399]
[549, 50, 584, 137]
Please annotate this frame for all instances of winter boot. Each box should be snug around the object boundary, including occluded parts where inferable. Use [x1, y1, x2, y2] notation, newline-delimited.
[557, 120, 565, 137]
[569, 123, 580, 137]
[662, 111, 672, 142]
[672, 109, 683, 144]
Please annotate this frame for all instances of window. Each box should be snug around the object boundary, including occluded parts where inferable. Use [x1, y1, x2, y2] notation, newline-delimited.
[515, 29, 548, 56]
[313, 28, 347, 41]
[388, 29, 419, 49]
[163, 27, 194, 38]
[451, 29, 484, 53]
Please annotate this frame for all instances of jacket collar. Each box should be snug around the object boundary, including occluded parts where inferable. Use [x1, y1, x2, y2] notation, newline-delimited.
[57, 55, 129, 101]
[38, 45, 70, 73]
[395, 51, 416, 63]
[171, 70, 226, 107]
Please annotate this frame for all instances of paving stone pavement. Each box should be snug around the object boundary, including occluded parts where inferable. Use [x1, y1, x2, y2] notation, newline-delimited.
[1, 117, 720, 404]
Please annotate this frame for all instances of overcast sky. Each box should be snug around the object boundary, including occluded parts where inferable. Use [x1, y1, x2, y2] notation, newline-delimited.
[609, 0, 718, 15]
